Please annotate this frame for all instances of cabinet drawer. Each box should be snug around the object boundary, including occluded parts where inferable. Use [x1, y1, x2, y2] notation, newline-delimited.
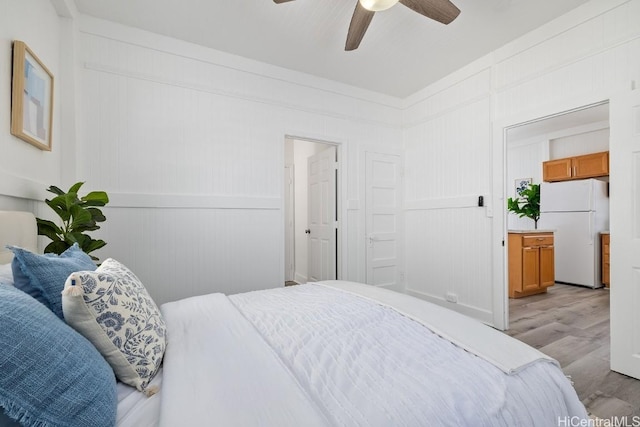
[522, 235, 554, 247]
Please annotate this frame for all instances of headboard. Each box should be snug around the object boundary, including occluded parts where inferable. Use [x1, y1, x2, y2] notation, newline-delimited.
[0, 211, 38, 264]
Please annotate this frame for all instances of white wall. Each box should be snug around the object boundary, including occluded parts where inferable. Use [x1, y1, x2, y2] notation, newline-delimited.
[403, 0, 640, 326]
[4, 0, 637, 319]
[550, 127, 610, 159]
[506, 139, 546, 230]
[74, 16, 403, 304]
[0, 0, 64, 206]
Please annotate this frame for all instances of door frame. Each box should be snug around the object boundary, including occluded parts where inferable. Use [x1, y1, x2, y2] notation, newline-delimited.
[283, 135, 344, 283]
[492, 92, 611, 330]
[284, 164, 295, 281]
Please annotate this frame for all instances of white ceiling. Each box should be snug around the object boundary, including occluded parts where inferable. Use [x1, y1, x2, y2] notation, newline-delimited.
[507, 103, 610, 142]
[73, 0, 591, 98]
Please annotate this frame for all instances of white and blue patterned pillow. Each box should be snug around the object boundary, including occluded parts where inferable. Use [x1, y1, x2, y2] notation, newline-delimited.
[62, 258, 166, 394]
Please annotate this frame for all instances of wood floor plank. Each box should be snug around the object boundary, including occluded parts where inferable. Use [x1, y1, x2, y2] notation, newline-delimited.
[538, 335, 602, 367]
[507, 283, 640, 419]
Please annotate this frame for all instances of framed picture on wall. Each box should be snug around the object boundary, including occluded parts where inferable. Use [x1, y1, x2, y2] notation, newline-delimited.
[11, 40, 54, 151]
[515, 178, 532, 196]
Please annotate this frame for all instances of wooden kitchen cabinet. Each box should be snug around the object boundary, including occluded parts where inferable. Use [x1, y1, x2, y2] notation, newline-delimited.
[601, 233, 610, 288]
[509, 232, 555, 298]
[543, 151, 609, 182]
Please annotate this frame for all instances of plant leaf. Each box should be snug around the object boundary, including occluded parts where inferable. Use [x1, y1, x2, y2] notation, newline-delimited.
[69, 205, 94, 231]
[87, 207, 106, 223]
[44, 240, 70, 255]
[46, 185, 65, 196]
[36, 218, 63, 241]
[84, 239, 107, 254]
[46, 196, 72, 222]
[82, 191, 109, 207]
[68, 182, 85, 194]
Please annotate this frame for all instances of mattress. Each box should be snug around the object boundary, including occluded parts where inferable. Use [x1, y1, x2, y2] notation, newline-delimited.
[153, 281, 587, 426]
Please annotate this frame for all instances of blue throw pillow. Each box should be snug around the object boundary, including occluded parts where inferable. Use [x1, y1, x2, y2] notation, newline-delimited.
[9, 244, 96, 319]
[0, 284, 117, 427]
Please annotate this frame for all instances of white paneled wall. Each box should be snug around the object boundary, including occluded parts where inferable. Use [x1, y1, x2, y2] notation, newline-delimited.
[75, 16, 402, 303]
[0, 0, 64, 206]
[403, 0, 640, 326]
[506, 140, 545, 230]
[405, 207, 493, 322]
[94, 207, 282, 304]
[4, 0, 638, 322]
[550, 128, 610, 158]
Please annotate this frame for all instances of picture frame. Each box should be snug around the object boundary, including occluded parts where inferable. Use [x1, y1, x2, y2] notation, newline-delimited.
[11, 40, 54, 151]
[515, 178, 532, 196]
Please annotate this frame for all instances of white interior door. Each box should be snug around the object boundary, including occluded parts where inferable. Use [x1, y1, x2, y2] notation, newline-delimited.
[366, 152, 401, 290]
[610, 89, 640, 380]
[307, 146, 337, 282]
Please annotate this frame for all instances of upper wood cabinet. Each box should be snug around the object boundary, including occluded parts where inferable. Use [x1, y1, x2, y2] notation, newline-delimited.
[543, 151, 609, 182]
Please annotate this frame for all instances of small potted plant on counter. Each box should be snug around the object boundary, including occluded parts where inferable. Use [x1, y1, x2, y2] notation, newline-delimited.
[507, 182, 540, 229]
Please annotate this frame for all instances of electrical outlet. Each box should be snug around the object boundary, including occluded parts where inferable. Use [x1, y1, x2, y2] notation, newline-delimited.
[445, 292, 458, 303]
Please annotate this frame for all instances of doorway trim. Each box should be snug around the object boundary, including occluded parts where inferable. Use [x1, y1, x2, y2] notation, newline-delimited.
[283, 135, 344, 283]
[491, 92, 611, 330]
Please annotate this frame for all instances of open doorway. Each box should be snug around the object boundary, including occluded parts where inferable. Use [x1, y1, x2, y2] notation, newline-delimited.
[284, 137, 339, 285]
[502, 102, 639, 417]
[505, 102, 609, 303]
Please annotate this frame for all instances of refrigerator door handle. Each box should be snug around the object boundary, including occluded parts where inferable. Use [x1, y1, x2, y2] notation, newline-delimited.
[589, 212, 594, 246]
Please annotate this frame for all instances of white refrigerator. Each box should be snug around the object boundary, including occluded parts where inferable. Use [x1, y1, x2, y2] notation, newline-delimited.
[538, 178, 609, 288]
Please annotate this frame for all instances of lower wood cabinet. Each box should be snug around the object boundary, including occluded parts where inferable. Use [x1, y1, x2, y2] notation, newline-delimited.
[509, 232, 555, 298]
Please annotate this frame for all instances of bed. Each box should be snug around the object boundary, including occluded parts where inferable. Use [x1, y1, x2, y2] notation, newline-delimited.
[0, 210, 588, 426]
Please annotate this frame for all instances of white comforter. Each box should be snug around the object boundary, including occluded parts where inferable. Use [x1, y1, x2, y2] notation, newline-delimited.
[159, 281, 588, 426]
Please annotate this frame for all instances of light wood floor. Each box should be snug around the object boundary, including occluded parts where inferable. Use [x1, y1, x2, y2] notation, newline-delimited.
[506, 283, 640, 419]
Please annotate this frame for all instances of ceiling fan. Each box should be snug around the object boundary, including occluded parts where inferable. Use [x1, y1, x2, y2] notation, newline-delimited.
[273, 0, 460, 51]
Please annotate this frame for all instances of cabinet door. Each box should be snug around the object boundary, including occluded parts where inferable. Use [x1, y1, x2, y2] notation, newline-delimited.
[543, 158, 572, 182]
[573, 151, 609, 178]
[539, 245, 555, 287]
[522, 247, 540, 291]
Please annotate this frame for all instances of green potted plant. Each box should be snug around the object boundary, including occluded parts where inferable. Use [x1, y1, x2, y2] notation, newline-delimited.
[36, 182, 109, 260]
[507, 182, 540, 229]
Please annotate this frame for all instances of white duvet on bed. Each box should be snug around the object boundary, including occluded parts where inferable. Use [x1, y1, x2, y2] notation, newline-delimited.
[158, 282, 588, 426]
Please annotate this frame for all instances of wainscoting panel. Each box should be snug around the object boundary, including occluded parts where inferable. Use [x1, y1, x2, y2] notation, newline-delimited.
[94, 207, 283, 305]
[404, 207, 493, 323]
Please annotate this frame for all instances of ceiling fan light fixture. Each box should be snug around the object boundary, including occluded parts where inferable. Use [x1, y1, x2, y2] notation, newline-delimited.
[359, 0, 399, 12]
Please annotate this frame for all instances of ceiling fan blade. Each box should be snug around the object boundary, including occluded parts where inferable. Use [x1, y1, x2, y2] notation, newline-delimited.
[345, 2, 375, 51]
[399, 0, 460, 25]
[273, 0, 295, 3]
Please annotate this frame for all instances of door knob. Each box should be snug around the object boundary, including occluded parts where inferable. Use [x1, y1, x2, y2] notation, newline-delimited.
[305, 229, 311, 234]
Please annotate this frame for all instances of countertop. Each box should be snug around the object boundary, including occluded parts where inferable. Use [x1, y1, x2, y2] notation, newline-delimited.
[508, 229, 555, 234]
